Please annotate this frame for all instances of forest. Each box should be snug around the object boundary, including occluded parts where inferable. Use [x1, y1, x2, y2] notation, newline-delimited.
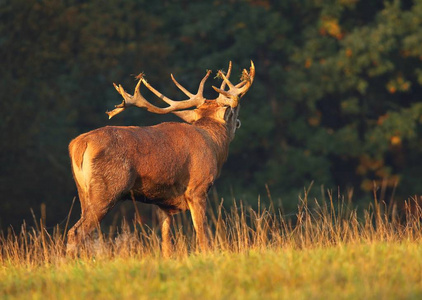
[1, 0, 421, 230]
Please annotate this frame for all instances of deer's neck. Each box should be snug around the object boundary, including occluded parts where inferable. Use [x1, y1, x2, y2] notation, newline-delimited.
[194, 118, 231, 171]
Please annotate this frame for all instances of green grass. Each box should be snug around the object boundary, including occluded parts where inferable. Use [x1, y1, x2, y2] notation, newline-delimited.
[2, 243, 422, 299]
[1, 194, 422, 299]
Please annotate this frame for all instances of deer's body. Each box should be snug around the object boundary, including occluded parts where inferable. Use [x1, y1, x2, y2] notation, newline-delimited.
[69, 119, 229, 210]
[67, 62, 254, 256]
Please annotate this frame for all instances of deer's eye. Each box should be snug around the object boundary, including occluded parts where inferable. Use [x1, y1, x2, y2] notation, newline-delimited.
[236, 119, 241, 129]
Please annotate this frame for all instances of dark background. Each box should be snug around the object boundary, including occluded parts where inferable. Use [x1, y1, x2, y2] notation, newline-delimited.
[1, 0, 421, 230]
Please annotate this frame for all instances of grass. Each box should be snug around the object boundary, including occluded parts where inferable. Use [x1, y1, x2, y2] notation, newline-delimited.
[1, 190, 422, 299]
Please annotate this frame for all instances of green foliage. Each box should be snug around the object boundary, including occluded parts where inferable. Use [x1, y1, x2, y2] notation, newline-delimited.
[1, 0, 421, 228]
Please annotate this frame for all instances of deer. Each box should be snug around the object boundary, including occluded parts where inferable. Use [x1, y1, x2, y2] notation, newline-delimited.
[67, 61, 255, 256]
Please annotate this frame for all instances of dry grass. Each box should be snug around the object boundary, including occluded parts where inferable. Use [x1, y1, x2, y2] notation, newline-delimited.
[1, 190, 422, 298]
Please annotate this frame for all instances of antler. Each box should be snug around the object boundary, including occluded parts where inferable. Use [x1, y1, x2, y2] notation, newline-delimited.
[106, 71, 211, 119]
[213, 61, 255, 108]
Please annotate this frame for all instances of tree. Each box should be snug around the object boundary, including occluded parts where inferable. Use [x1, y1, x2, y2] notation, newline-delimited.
[274, 0, 422, 202]
[1, 0, 421, 229]
[0, 0, 172, 229]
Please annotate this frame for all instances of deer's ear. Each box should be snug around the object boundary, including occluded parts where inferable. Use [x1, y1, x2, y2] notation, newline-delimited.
[172, 110, 198, 123]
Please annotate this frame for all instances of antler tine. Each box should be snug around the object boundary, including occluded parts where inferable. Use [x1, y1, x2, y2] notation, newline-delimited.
[140, 78, 179, 106]
[213, 61, 255, 107]
[171, 74, 194, 98]
[142, 70, 211, 108]
[197, 70, 212, 96]
[219, 61, 232, 90]
[105, 83, 133, 119]
[218, 70, 235, 90]
[170, 70, 212, 99]
[237, 61, 255, 96]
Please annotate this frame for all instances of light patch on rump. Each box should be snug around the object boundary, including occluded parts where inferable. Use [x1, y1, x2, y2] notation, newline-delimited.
[71, 141, 93, 193]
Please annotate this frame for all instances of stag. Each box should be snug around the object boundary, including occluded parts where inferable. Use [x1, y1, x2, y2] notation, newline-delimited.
[67, 61, 255, 256]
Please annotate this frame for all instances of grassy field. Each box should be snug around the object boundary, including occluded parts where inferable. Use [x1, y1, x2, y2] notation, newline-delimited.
[1, 193, 422, 299]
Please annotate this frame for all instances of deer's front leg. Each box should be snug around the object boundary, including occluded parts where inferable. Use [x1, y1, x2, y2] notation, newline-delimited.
[187, 196, 209, 252]
[159, 209, 173, 258]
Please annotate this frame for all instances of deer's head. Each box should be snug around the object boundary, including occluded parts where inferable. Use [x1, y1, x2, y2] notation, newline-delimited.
[106, 62, 255, 140]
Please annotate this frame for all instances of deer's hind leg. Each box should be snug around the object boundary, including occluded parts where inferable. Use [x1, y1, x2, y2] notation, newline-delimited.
[67, 167, 135, 254]
[66, 186, 118, 254]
